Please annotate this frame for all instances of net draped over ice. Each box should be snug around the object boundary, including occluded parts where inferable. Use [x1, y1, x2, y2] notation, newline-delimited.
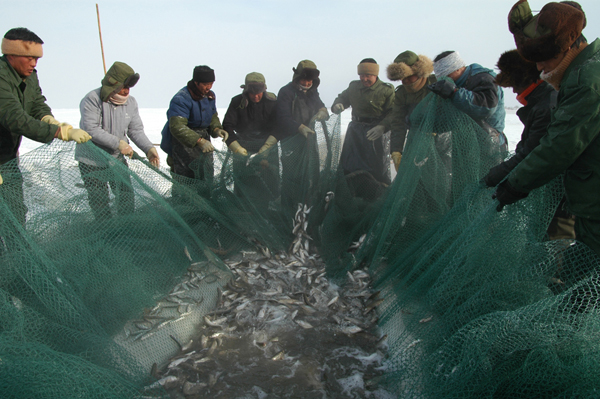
[0, 93, 599, 398]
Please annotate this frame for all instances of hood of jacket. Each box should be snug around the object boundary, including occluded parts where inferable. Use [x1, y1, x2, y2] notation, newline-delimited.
[100, 62, 140, 102]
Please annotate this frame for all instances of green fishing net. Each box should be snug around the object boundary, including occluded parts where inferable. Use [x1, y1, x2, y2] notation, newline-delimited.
[0, 93, 598, 398]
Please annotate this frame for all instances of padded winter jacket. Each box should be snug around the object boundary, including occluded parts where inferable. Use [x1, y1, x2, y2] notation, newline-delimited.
[275, 82, 325, 141]
[509, 39, 600, 219]
[452, 63, 506, 134]
[222, 91, 277, 146]
[0, 55, 56, 164]
[332, 78, 394, 122]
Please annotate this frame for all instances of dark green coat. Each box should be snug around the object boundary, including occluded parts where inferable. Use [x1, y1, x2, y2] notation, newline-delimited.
[332, 78, 394, 121]
[508, 39, 600, 219]
[387, 75, 436, 153]
[0, 56, 57, 164]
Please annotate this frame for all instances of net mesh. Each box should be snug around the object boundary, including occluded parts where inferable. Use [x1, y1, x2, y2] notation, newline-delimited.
[0, 93, 599, 398]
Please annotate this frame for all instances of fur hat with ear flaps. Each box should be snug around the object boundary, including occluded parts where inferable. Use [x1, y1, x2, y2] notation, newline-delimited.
[495, 49, 541, 89]
[508, 0, 585, 62]
[386, 51, 434, 82]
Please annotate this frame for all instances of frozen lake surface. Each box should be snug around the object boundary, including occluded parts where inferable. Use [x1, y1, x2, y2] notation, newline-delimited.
[20, 108, 524, 169]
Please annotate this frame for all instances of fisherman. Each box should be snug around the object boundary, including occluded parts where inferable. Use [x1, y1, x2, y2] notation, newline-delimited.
[483, 49, 574, 241]
[331, 58, 394, 189]
[428, 50, 508, 153]
[76, 61, 159, 220]
[385, 51, 436, 171]
[495, 1, 600, 257]
[222, 72, 279, 204]
[160, 65, 228, 183]
[275, 60, 328, 216]
[0, 27, 91, 225]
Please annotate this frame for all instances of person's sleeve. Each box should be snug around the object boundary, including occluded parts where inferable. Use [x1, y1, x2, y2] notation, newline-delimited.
[209, 112, 223, 135]
[509, 85, 600, 192]
[504, 105, 552, 172]
[79, 92, 120, 150]
[379, 88, 396, 131]
[275, 87, 300, 140]
[332, 86, 351, 109]
[451, 74, 499, 121]
[125, 97, 153, 154]
[167, 95, 201, 147]
[0, 76, 56, 143]
[28, 75, 53, 121]
[222, 99, 239, 145]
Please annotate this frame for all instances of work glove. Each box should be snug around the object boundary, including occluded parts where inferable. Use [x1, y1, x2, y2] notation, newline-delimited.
[146, 147, 160, 167]
[482, 163, 511, 188]
[314, 107, 329, 121]
[391, 151, 402, 171]
[213, 128, 229, 142]
[57, 125, 92, 144]
[366, 125, 386, 141]
[228, 140, 248, 156]
[118, 140, 134, 158]
[331, 103, 345, 114]
[492, 180, 528, 212]
[428, 79, 457, 99]
[197, 137, 214, 153]
[41, 115, 62, 126]
[0, 172, 3, 185]
[258, 135, 278, 154]
[298, 124, 315, 138]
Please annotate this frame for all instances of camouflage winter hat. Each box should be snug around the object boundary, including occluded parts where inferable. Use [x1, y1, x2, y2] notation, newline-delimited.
[387, 51, 434, 81]
[508, 0, 585, 62]
[241, 72, 266, 94]
[100, 61, 139, 102]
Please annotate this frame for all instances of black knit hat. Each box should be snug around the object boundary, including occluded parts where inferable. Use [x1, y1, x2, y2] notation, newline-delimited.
[193, 65, 215, 83]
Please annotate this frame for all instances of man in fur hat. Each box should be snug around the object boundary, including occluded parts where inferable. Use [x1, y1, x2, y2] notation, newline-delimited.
[385, 51, 436, 171]
[76, 61, 159, 220]
[275, 60, 328, 217]
[222, 72, 279, 205]
[484, 49, 574, 241]
[495, 0, 600, 256]
[0, 27, 91, 224]
[160, 65, 228, 185]
[331, 58, 394, 187]
[429, 51, 507, 152]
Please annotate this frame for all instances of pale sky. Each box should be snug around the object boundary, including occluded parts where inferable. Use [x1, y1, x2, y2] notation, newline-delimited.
[3, 0, 600, 111]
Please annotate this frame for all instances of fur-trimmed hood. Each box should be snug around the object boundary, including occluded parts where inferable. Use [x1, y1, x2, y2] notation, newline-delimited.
[387, 54, 434, 82]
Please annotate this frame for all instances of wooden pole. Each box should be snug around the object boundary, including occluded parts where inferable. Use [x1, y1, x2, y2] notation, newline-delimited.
[96, 4, 107, 74]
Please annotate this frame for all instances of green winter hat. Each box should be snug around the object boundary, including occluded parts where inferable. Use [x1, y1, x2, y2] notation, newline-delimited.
[387, 51, 434, 82]
[393, 51, 419, 66]
[100, 61, 139, 102]
[292, 60, 320, 84]
[241, 72, 267, 94]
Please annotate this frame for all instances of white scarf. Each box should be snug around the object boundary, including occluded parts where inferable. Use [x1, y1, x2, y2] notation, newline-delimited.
[109, 92, 129, 105]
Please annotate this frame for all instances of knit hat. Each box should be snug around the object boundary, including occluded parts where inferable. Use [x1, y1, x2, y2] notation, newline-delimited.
[433, 51, 466, 78]
[387, 51, 434, 81]
[357, 58, 379, 76]
[292, 60, 320, 84]
[100, 61, 140, 102]
[1, 28, 43, 58]
[495, 49, 540, 89]
[193, 65, 215, 83]
[241, 72, 266, 94]
[508, 0, 585, 62]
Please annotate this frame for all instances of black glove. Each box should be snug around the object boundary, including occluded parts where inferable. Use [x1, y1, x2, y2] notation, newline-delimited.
[428, 80, 457, 99]
[492, 180, 528, 211]
[483, 163, 511, 187]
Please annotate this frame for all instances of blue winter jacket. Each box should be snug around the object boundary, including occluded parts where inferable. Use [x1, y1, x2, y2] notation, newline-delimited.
[453, 63, 505, 133]
[160, 86, 217, 155]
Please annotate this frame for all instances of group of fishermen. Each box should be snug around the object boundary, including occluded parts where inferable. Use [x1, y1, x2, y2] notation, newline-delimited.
[1, 0, 600, 258]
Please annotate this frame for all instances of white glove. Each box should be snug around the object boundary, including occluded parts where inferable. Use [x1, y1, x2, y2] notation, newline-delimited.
[331, 104, 344, 114]
[213, 128, 229, 142]
[197, 137, 215, 153]
[314, 108, 329, 121]
[147, 147, 160, 167]
[118, 140, 134, 158]
[366, 125, 386, 141]
[298, 124, 315, 138]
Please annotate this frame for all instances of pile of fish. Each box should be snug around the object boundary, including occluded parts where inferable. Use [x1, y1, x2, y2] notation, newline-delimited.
[150, 203, 393, 398]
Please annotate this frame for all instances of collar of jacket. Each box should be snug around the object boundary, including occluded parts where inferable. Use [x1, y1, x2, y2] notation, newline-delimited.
[360, 78, 382, 91]
[516, 79, 544, 106]
[0, 55, 31, 84]
[186, 80, 215, 101]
